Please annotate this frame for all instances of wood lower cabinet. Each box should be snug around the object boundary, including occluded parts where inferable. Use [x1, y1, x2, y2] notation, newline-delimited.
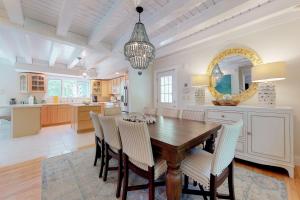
[41, 105, 71, 127]
[71, 105, 103, 133]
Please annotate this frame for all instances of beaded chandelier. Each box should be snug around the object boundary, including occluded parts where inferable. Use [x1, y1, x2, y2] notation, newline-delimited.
[124, 6, 155, 75]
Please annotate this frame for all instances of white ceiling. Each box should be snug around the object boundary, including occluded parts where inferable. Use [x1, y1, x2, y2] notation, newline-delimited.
[0, 0, 299, 78]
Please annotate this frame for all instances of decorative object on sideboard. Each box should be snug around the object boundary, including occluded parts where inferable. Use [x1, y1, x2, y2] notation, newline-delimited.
[123, 112, 156, 124]
[252, 62, 287, 105]
[212, 94, 240, 106]
[124, 6, 155, 75]
[207, 48, 263, 102]
[191, 74, 209, 105]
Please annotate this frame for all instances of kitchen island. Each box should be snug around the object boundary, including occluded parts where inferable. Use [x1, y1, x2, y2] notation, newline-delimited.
[10, 104, 42, 138]
[70, 104, 103, 133]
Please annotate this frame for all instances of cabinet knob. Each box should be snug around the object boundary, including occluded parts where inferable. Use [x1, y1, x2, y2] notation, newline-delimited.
[221, 115, 225, 118]
[247, 132, 251, 135]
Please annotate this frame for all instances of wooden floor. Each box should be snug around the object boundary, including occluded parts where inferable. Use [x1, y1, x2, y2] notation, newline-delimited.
[0, 148, 299, 200]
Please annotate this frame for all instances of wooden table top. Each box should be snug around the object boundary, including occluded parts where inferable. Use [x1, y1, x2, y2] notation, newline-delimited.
[148, 116, 222, 151]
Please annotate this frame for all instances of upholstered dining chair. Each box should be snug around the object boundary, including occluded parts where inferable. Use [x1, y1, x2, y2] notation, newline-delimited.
[160, 108, 178, 118]
[181, 120, 243, 200]
[103, 107, 122, 116]
[98, 116, 123, 198]
[118, 120, 167, 200]
[89, 111, 105, 178]
[144, 107, 157, 116]
[181, 109, 205, 121]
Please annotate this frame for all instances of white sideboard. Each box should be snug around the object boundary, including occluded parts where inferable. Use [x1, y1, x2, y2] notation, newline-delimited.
[185, 105, 294, 177]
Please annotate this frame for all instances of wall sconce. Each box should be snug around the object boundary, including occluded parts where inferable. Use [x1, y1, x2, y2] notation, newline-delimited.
[191, 74, 209, 105]
[252, 62, 287, 105]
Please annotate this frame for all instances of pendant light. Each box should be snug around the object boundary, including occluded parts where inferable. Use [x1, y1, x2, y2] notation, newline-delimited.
[124, 6, 155, 75]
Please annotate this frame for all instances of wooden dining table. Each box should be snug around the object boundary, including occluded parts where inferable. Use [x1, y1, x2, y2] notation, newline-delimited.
[147, 116, 222, 200]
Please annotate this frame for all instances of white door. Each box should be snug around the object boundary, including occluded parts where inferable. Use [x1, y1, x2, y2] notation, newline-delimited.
[156, 70, 176, 108]
[247, 112, 290, 162]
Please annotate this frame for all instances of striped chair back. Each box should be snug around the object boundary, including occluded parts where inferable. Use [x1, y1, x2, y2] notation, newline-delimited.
[118, 120, 155, 167]
[181, 110, 204, 121]
[211, 120, 243, 176]
[99, 116, 122, 150]
[104, 107, 122, 116]
[161, 108, 178, 118]
[144, 107, 157, 116]
[89, 111, 104, 140]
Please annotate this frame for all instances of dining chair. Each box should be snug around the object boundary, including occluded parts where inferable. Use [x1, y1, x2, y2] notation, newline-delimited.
[89, 111, 105, 178]
[181, 109, 205, 121]
[98, 116, 123, 198]
[103, 107, 122, 116]
[118, 120, 167, 200]
[181, 120, 243, 200]
[160, 108, 178, 118]
[144, 107, 157, 116]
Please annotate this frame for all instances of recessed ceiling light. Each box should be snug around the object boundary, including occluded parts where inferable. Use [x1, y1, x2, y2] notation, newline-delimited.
[115, 72, 120, 75]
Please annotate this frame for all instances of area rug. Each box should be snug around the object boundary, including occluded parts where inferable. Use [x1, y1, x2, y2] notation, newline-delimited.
[42, 148, 287, 200]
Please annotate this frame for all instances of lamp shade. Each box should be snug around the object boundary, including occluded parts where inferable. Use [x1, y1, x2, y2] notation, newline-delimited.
[252, 62, 287, 83]
[191, 74, 209, 87]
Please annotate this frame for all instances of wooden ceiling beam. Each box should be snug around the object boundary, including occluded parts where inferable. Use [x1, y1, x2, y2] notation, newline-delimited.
[48, 42, 62, 67]
[2, 0, 24, 25]
[57, 0, 80, 36]
[88, 0, 130, 46]
[113, 0, 206, 53]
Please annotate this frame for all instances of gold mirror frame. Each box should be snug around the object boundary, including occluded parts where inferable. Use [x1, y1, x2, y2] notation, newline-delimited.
[207, 48, 263, 102]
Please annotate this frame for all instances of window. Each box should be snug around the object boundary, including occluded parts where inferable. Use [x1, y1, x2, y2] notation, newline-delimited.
[47, 78, 90, 98]
[48, 79, 62, 96]
[77, 81, 90, 97]
[63, 80, 77, 97]
[160, 76, 173, 103]
[157, 70, 175, 105]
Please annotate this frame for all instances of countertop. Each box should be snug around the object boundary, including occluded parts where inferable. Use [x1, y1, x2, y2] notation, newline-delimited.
[0, 102, 118, 109]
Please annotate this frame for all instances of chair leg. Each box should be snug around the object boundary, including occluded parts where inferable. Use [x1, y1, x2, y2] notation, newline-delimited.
[193, 180, 197, 186]
[199, 184, 208, 200]
[228, 162, 235, 200]
[183, 175, 189, 190]
[103, 143, 109, 182]
[116, 150, 123, 198]
[210, 175, 217, 200]
[99, 141, 105, 178]
[148, 166, 155, 200]
[122, 155, 129, 200]
[93, 137, 99, 166]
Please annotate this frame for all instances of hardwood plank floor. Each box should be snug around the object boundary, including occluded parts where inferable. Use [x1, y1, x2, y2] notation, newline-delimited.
[0, 148, 299, 200]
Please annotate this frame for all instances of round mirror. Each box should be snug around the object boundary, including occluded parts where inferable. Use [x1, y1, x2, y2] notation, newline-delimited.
[207, 48, 263, 102]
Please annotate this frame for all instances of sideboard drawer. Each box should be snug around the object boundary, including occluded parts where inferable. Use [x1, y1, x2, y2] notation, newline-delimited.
[207, 110, 243, 122]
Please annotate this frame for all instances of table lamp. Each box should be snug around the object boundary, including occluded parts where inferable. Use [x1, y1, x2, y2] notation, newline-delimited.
[191, 74, 209, 105]
[252, 62, 287, 105]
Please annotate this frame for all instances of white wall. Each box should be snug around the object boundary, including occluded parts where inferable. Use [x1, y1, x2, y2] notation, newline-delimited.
[128, 66, 153, 113]
[154, 19, 300, 163]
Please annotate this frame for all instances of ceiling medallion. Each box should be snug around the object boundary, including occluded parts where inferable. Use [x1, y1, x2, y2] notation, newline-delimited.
[124, 6, 155, 75]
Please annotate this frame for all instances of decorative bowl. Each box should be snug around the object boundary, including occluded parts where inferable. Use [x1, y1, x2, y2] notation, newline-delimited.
[212, 100, 240, 106]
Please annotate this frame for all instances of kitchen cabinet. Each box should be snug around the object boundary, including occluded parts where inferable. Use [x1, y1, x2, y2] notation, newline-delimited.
[19, 73, 47, 93]
[91, 80, 102, 95]
[41, 105, 71, 127]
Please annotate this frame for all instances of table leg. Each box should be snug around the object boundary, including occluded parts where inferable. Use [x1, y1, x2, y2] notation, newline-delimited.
[204, 133, 216, 153]
[166, 162, 181, 200]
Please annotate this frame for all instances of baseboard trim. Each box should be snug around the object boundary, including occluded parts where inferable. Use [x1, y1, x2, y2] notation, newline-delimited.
[295, 155, 300, 166]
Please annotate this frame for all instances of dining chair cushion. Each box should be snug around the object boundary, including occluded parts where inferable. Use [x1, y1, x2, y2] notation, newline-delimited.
[181, 149, 213, 188]
[130, 157, 167, 180]
[89, 111, 104, 140]
[104, 107, 122, 116]
[99, 116, 122, 150]
[211, 120, 243, 176]
[181, 110, 205, 121]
